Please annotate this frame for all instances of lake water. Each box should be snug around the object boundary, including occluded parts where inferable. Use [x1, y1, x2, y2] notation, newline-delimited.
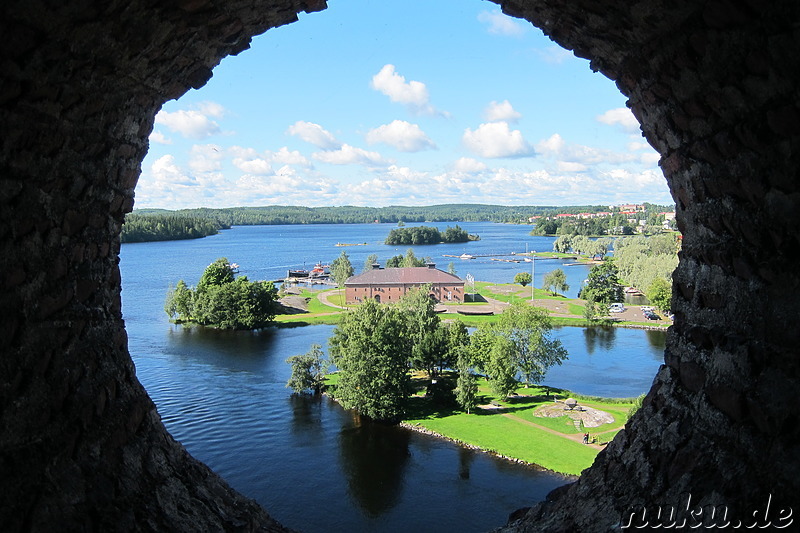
[120, 222, 665, 532]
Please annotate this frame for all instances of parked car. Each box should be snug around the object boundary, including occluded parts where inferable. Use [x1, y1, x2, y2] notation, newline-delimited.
[644, 309, 661, 320]
[609, 303, 626, 313]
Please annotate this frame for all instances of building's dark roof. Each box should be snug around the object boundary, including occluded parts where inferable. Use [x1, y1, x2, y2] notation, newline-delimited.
[345, 267, 464, 286]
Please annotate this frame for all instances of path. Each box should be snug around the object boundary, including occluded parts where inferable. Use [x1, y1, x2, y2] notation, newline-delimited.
[499, 412, 616, 450]
[315, 289, 345, 309]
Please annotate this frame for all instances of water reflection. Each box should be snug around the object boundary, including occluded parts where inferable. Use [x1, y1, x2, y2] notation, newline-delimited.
[645, 329, 668, 352]
[165, 325, 279, 369]
[458, 447, 475, 480]
[583, 326, 617, 354]
[338, 413, 411, 517]
[288, 394, 325, 445]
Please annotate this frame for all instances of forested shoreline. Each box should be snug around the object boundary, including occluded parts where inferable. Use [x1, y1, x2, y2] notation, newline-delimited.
[123, 203, 674, 243]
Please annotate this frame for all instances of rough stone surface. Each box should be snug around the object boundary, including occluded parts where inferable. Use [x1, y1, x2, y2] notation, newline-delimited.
[1, 0, 798, 531]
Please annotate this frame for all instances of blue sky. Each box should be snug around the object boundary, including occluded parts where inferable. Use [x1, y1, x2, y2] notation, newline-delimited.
[138, 0, 672, 209]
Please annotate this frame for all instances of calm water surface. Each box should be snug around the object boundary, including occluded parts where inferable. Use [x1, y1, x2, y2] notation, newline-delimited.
[120, 223, 665, 532]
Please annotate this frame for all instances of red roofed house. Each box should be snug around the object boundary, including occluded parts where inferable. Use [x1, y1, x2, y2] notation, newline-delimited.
[344, 263, 464, 305]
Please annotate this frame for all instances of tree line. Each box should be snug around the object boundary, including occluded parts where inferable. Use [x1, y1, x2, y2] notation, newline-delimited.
[384, 224, 478, 245]
[286, 286, 568, 422]
[121, 213, 228, 243]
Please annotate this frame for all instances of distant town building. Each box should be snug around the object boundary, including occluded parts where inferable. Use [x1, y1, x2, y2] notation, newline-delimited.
[344, 263, 464, 305]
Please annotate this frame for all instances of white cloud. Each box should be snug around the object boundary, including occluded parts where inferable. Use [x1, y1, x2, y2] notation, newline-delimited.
[453, 157, 488, 173]
[536, 133, 566, 155]
[596, 107, 640, 133]
[557, 161, 588, 172]
[365, 120, 436, 152]
[188, 144, 224, 173]
[478, 10, 526, 36]
[627, 141, 651, 151]
[233, 157, 272, 175]
[463, 122, 534, 158]
[640, 152, 661, 165]
[484, 100, 522, 123]
[536, 45, 573, 64]
[370, 64, 441, 116]
[149, 131, 172, 145]
[287, 121, 342, 150]
[154, 106, 223, 139]
[312, 144, 390, 167]
[271, 147, 312, 167]
[196, 101, 226, 118]
[149, 155, 195, 187]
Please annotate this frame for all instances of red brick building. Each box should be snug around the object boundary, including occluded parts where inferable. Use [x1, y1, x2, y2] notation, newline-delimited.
[344, 264, 464, 305]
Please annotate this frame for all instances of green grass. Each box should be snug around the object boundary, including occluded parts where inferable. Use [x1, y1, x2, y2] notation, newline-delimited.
[401, 379, 628, 475]
[406, 409, 598, 475]
[323, 373, 632, 475]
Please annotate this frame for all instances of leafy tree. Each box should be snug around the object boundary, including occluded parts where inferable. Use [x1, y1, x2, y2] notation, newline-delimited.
[362, 253, 379, 273]
[328, 299, 411, 422]
[578, 260, 624, 305]
[553, 235, 573, 253]
[583, 295, 598, 321]
[469, 302, 568, 395]
[455, 355, 478, 414]
[494, 302, 568, 387]
[514, 272, 532, 287]
[542, 268, 569, 296]
[444, 320, 470, 365]
[485, 336, 519, 398]
[165, 258, 277, 329]
[647, 276, 672, 313]
[164, 279, 194, 320]
[447, 262, 457, 275]
[197, 257, 236, 291]
[402, 248, 427, 267]
[331, 250, 354, 288]
[399, 285, 451, 378]
[386, 249, 427, 268]
[192, 277, 277, 329]
[286, 344, 329, 395]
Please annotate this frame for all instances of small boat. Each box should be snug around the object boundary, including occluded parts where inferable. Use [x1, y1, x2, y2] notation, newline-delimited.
[309, 263, 330, 278]
[457, 309, 494, 316]
[459, 253, 474, 260]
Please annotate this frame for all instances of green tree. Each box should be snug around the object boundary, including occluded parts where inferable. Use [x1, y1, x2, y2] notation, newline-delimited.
[494, 302, 568, 387]
[578, 260, 624, 305]
[166, 258, 277, 329]
[514, 272, 532, 287]
[331, 250, 354, 288]
[197, 257, 236, 291]
[286, 344, 329, 395]
[399, 285, 451, 378]
[362, 253, 379, 273]
[164, 279, 194, 320]
[485, 335, 519, 398]
[455, 355, 478, 414]
[583, 295, 598, 321]
[447, 262, 457, 275]
[328, 299, 411, 422]
[401, 248, 427, 267]
[542, 268, 569, 296]
[553, 235, 573, 253]
[647, 276, 672, 313]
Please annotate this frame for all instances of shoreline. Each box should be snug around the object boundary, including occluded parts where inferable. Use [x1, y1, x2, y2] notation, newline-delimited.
[398, 420, 579, 480]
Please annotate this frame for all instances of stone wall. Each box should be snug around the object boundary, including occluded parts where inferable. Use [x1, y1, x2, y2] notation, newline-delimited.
[0, 0, 797, 530]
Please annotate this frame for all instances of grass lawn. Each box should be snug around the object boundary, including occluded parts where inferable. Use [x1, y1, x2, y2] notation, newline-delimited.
[406, 409, 598, 475]
[402, 378, 633, 476]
